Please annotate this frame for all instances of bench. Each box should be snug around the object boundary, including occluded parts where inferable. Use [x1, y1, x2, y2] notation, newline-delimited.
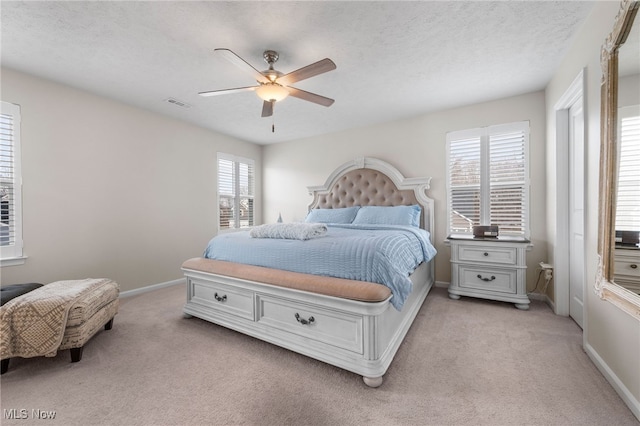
[0, 279, 119, 374]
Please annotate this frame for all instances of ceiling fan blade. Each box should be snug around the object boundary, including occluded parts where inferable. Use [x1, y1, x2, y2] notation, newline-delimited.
[277, 58, 336, 86]
[214, 48, 269, 84]
[198, 86, 258, 97]
[286, 87, 335, 107]
[261, 100, 274, 117]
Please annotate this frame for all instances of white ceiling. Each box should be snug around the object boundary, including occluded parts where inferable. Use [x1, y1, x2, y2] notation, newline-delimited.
[1, 1, 595, 145]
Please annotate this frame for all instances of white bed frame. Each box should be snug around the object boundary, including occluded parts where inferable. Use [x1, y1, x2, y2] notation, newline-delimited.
[183, 157, 435, 387]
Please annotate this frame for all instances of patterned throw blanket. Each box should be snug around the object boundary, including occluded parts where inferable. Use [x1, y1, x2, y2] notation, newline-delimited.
[0, 278, 112, 360]
[249, 222, 328, 240]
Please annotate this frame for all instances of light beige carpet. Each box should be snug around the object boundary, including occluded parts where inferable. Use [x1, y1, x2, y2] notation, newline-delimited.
[0, 284, 637, 426]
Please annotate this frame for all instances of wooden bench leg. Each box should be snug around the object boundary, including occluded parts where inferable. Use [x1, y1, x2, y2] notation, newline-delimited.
[68, 317, 113, 363]
[104, 317, 114, 330]
[1, 358, 9, 374]
[70, 347, 83, 363]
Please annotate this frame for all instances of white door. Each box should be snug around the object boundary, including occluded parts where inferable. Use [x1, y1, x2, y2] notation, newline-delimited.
[569, 101, 585, 328]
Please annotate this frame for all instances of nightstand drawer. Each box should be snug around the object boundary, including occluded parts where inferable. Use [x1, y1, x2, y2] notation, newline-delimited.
[457, 245, 518, 265]
[458, 265, 517, 294]
[614, 259, 640, 278]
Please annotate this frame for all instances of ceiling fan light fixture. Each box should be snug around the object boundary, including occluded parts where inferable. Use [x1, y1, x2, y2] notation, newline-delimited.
[255, 82, 289, 102]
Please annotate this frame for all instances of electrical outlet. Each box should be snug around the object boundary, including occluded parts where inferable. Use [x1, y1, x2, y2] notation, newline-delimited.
[539, 262, 553, 270]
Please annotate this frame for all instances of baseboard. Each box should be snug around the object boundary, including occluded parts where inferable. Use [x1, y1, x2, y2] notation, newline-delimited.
[527, 291, 547, 301]
[585, 342, 640, 421]
[119, 278, 185, 298]
[528, 291, 556, 312]
[435, 281, 449, 289]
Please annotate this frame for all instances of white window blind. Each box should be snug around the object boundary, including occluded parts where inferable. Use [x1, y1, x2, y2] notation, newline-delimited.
[616, 106, 640, 232]
[448, 135, 481, 233]
[0, 101, 23, 260]
[447, 121, 530, 237]
[217, 153, 255, 230]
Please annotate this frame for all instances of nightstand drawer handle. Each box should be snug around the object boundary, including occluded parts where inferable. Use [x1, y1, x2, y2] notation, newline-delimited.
[295, 313, 315, 325]
[477, 274, 496, 282]
[631, 264, 638, 269]
[483, 252, 489, 256]
[214, 292, 227, 302]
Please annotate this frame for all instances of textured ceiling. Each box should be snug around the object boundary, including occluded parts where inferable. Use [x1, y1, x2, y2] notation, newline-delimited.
[1, 1, 595, 145]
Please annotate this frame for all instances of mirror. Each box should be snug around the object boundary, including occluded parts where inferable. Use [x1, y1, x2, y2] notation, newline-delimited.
[615, 6, 640, 294]
[596, 0, 640, 318]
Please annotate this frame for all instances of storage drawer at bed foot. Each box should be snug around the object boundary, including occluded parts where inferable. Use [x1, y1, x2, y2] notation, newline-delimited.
[457, 245, 518, 265]
[256, 295, 364, 354]
[458, 266, 517, 294]
[188, 278, 254, 320]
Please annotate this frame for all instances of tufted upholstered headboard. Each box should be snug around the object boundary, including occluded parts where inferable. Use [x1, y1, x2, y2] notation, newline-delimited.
[307, 157, 434, 239]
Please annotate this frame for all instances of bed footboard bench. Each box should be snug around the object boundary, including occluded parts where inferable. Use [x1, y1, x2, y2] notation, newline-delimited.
[182, 258, 392, 302]
[182, 257, 432, 387]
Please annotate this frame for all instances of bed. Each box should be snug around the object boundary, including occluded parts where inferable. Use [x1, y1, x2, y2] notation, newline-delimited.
[182, 157, 436, 387]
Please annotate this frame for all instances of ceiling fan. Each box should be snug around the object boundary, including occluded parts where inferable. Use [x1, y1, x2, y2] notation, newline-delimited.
[199, 48, 336, 118]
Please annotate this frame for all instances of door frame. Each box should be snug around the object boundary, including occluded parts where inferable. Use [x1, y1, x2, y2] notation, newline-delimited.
[553, 69, 586, 328]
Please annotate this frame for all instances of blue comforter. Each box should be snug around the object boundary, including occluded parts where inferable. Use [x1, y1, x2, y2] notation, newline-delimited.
[203, 224, 437, 310]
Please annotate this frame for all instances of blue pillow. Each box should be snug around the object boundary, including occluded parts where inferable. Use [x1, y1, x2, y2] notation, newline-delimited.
[305, 206, 360, 224]
[352, 205, 421, 227]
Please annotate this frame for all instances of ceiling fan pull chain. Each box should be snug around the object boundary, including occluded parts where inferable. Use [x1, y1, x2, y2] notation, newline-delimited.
[272, 116, 275, 133]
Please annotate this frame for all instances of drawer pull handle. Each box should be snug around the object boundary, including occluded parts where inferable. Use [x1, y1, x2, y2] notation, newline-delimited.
[295, 313, 315, 325]
[484, 252, 489, 256]
[214, 293, 227, 302]
[631, 264, 638, 269]
[477, 274, 496, 282]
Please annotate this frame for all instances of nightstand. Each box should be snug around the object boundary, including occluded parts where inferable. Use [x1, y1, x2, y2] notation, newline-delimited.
[447, 234, 532, 309]
[614, 247, 640, 294]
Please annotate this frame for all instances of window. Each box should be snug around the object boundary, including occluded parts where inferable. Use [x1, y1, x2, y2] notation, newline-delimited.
[446, 121, 530, 237]
[217, 153, 255, 230]
[1, 101, 23, 261]
[616, 105, 640, 232]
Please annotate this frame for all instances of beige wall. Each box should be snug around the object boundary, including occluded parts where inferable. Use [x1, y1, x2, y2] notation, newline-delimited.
[545, 1, 639, 416]
[0, 68, 262, 292]
[263, 91, 547, 288]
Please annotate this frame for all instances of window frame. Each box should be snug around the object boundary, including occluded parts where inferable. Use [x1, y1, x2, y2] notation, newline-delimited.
[0, 101, 25, 265]
[446, 121, 530, 238]
[217, 152, 255, 232]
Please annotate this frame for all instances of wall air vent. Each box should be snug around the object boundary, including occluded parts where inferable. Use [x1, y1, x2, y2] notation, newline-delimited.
[164, 98, 192, 109]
